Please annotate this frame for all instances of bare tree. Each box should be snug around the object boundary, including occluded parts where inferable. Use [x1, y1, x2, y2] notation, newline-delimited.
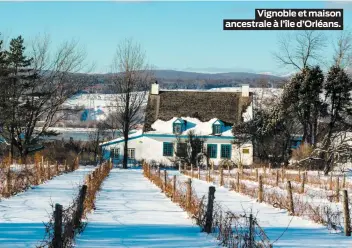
[103, 111, 121, 140]
[274, 31, 326, 71]
[333, 29, 352, 68]
[87, 121, 109, 163]
[110, 38, 153, 169]
[0, 34, 93, 162]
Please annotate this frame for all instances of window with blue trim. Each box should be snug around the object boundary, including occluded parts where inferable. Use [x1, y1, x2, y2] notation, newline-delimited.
[110, 148, 120, 158]
[221, 144, 231, 159]
[212, 120, 224, 135]
[173, 123, 183, 134]
[173, 118, 186, 134]
[207, 144, 217, 158]
[213, 125, 222, 135]
[163, 142, 174, 156]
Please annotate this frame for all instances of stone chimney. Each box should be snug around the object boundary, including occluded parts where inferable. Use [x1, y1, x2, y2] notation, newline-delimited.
[241, 84, 249, 97]
[151, 80, 159, 95]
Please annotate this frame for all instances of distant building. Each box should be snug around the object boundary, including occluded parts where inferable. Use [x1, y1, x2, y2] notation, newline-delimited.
[101, 83, 254, 167]
[81, 107, 106, 122]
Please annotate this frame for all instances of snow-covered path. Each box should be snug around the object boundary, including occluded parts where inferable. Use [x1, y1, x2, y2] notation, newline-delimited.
[75, 169, 218, 248]
[182, 175, 352, 248]
[0, 166, 93, 248]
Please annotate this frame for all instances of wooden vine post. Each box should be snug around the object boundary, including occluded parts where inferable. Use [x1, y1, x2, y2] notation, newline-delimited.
[236, 172, 241, 193]
[164, 169, 167, 192]
[207, 167, 211, 182]
[258, 175, 263, 203]
[204, 186, 216, 233]
[300, 172, 305, 194]
[343, 190, 351, 236]
[172, 175, 177, 201]
[5, 168, 11, 196]
[53, 203, 63, 248]
[47, 161, 51, 180]
[287, 181, 294, 215]
[219, 166, 224, 186]
[336, 176, 340, 203]
[298, 169, 301, 183]
[56, 161, 59, 175]
[187, 178, 192, 210]
[276, 170, 279, 187]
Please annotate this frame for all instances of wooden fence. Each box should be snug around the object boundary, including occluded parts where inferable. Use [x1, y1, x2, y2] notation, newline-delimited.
[0, 156, 80, 198]
[143, 162, 272, 248]
[40, 160, 113, 248]
[183, 165, 352, 237]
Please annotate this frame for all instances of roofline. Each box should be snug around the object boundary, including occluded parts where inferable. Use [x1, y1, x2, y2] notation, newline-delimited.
[100, 133, 236, 147]
[144, 133, 235, 139]
[158, 89, 249, 94]
[100, 134, 143, 147]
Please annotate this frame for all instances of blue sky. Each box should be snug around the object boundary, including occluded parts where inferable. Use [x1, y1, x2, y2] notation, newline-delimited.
[0, 1, 351, 75]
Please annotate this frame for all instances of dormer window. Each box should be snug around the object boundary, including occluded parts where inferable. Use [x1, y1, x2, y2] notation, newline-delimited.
[212, 120, 224, 135]
[173, 123, 182, 134]
[173, 118, 186, 135]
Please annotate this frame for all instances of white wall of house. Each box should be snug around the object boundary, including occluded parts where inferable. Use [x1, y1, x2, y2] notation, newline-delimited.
[104, 135, 253, 166]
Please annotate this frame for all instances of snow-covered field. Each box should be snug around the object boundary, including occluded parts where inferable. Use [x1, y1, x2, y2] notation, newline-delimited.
[75, 169, 219, 248]
[64, 93, 149, 115]
[0, 166, 93, 248]
[176, 172, 352, 248]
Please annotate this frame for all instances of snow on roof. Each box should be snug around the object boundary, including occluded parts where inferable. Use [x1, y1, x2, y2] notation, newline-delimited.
[144, 90, 252, 132]
[149, 117, 233, 136]
[100, 130, 142, 146]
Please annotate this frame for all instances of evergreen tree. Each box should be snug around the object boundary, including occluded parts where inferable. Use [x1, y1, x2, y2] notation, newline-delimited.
[0, 37, 7, 73]
[6, 36, 32, 72]
[325, 66, 352, 133]
[283, 66, 324, 146]
[321, 66, 352, 173]
[0, 35, 34, 161]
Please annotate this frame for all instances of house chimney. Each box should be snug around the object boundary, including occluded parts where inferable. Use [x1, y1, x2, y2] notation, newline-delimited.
[151, 80, 159, 95]
[241, 84, 249, 97]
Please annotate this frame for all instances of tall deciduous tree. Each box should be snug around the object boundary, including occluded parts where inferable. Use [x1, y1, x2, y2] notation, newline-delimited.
[110, 38, 153, 169]
[274, 31, 326, 71]
[333, 30, 352, 68]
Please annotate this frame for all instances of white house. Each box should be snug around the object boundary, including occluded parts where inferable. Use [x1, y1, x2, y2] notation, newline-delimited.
[101, 83, 254, 166]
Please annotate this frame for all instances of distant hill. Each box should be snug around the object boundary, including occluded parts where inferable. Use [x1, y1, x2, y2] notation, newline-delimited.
[82, 70, 288, 93]
[152, 70, 285, 81]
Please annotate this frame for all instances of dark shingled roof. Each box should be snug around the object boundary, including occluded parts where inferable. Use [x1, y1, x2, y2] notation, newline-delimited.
[143, 90, 253, 132]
